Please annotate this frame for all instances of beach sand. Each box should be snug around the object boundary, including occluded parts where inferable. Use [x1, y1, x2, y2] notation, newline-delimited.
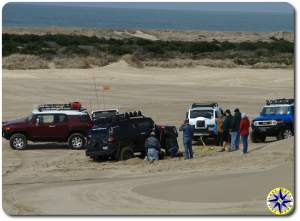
[2, 60, 294, 215]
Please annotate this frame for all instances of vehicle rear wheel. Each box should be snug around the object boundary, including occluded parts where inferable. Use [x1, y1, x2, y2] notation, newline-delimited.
[68, 133, 85, 149]
[10, 133, 27, 150]
[119, 146, 134, 161]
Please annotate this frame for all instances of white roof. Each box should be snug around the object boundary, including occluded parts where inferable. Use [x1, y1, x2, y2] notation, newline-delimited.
[32, 109, 88, 116]
[264, 104, 293, 108]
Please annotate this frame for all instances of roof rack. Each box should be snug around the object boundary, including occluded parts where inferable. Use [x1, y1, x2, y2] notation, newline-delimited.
[266, 98, 294, 105]
[191, 102, 218, 109]
[114, 111, 144, 121]
[38, 102, 85, 112]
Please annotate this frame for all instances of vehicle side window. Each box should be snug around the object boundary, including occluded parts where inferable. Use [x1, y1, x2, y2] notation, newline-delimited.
[80, 115, 90, 123]
[55, 114, 67, 123]
[136, 120, 153, 132]
[37, 115, 54, 124]
[215, 110, 219, 118]
[289, 106, 294, 114]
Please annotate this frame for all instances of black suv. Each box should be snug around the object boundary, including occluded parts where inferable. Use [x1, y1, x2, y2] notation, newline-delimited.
[86, 112, 155, 161]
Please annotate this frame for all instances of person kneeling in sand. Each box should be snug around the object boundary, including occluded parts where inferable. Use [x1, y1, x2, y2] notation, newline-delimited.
[145, 131, 161, 163]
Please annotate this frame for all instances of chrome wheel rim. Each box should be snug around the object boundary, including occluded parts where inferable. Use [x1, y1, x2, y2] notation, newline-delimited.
[72, 136, 83, 148]
[13, 138, 24, 149]
[283, 130, 292, 139]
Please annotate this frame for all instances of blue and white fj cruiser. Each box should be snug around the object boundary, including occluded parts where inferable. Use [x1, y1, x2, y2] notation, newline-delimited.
[251, 98, 294, 142]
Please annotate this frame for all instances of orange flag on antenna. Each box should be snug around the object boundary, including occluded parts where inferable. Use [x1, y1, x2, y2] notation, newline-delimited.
[101, 85, 112, 91]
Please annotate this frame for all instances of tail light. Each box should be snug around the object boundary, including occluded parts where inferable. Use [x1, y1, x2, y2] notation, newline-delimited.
[108, 136, 114, 144]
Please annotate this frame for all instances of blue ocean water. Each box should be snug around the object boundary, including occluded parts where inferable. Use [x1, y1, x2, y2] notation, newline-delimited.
[2, 3, 294, 32]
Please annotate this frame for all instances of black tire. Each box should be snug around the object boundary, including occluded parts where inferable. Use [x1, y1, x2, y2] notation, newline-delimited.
[251, 131, 265, 143]
[278, 128, 293, 140]
[10, 133, 27, 150]
[68, 133, 85, 149]
[118, 146, 134, 161]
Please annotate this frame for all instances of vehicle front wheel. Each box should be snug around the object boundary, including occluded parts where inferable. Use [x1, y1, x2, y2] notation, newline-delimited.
[251, 132, 265, 143]
[10, 133, 27, 150]
[278, 128, 293, 140]
[68, 133, 85, 149]
[118, 146, 134, 161]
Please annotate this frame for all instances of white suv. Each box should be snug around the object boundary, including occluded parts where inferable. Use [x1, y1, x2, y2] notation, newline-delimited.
[187, 103, 221, 140]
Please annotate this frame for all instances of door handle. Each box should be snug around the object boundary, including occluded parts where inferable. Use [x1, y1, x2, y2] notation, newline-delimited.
[49, 125, 56, 128]
[140, 132, 146, 135]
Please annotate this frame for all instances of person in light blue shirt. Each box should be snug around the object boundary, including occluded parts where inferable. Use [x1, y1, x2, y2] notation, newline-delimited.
[145, 131, 160, 162]
[179, 119, 194, 159]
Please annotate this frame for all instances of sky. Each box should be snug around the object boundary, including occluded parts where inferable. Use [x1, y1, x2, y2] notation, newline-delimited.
[19, 2, 294, 13]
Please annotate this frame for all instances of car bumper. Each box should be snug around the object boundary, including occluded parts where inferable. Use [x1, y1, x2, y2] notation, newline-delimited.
[2, 131, 10, 140]
[194, 128, 215, 136]
[252, 125, 285, 136]
[85, 142, 115, 157]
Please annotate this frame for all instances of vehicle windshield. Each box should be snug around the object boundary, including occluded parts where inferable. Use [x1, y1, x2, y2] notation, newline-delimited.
[261, 106, 289, 115]
[190, 109, 213, 119]
[27, 113, 34, 122]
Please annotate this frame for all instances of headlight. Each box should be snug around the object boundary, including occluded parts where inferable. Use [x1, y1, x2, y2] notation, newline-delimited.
[253, 121, 259, 126]
[271, 120, 277, 125]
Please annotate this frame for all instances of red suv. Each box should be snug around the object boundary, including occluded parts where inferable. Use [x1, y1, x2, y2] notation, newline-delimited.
[2, 102, 93, 150]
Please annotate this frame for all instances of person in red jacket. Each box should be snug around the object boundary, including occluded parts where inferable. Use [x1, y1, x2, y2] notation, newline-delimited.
[240, 113, 250, 154]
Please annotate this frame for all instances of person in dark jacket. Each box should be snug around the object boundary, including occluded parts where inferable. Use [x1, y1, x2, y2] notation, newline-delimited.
[145, 131, 160, 162]
[164, 128, 179, 157]
[179, 119, 194, 159]
[222, 109, 233, 151]
[231, 108, 241, 151]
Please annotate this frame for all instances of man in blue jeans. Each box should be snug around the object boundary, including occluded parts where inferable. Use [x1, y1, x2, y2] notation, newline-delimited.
[179, 119, 194, 159]
[230, 108, 241, 151]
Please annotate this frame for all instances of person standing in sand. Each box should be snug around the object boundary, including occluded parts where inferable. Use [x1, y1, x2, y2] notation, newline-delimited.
[230, 108, 241, 151]
[240, 113, 250, 154]
[179, 119, 194, 160]
[216, 110, 224, 148]
[222, 109, 232, 151]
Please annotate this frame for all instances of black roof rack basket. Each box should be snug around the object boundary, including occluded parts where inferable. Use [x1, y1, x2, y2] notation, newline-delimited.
[266, 98, 294, 105]
[38, 103, 85, 112]
[113, 111, 144, 121]
[191, 102, 218, 108]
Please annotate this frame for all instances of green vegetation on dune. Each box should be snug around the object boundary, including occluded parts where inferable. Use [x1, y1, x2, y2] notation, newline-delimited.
[2, 33, 294, 69]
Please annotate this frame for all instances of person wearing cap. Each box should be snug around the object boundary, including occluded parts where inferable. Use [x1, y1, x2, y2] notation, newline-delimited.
[222, 109, 233, 151]
[145, 131, 160, 162]
[240, 113, 250, 154]
[179, 119, 194, 159]
[231, 108, 242, 151]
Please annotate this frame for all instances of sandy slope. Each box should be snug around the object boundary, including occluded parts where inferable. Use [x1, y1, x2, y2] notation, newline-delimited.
[2, 61, 294, 215]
